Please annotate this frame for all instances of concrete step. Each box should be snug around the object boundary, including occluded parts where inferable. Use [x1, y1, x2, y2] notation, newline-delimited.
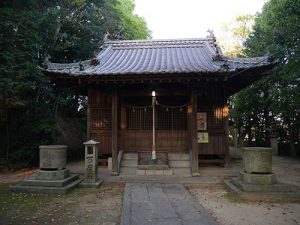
[169, 160, 191, 168]
[123, 153, 138, 160]
[168, 153, 190, 161]
[172, 167, 191, 176]
[120, 167, 137, 175]
[121, 159, 138, 167]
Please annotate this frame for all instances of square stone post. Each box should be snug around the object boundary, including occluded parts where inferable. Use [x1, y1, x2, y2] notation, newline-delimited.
[80, 140, 102, 188]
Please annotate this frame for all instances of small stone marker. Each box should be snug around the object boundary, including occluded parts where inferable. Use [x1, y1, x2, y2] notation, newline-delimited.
[80, 140, 103, 188]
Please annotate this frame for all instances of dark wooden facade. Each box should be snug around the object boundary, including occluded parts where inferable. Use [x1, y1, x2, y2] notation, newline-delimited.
[86, 81, 230, 175]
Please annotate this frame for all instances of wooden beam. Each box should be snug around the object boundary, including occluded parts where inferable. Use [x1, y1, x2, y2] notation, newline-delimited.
[191, 92, 200, 176]
[111, 91, 118, 175]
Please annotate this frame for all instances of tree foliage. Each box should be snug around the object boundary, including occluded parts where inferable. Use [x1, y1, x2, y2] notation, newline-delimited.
[230, 0, 300, 156]
[219, 14, 255, 57]
[0, 0, 150, 167]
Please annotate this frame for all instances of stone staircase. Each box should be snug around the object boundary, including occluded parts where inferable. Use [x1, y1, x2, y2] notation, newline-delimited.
[120, 152, 191, 176]
[120, 153, 138, 175]
[168, 153, 191, 176]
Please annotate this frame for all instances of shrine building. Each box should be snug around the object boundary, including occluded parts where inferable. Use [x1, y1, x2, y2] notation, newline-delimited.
[43, 36, 273, 176]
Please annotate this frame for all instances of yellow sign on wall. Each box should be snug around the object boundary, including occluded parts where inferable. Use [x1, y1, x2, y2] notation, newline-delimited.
[198, 132, 209, 143]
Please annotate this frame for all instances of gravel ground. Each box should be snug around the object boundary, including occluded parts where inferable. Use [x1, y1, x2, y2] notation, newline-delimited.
[1, 148, 299, 225]
[188, 184, 300, 225]
[188, 151, 300, 225]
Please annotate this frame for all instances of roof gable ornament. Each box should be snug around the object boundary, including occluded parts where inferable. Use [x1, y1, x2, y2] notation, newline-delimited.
[104, 32, 110, 42]
[90, 58, 100, 66]
[79, 61, 84, 71]
[207, 29, 216, 40]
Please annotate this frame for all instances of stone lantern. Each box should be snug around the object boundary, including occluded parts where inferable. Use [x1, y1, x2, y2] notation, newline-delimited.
[80, 140, 102, 188]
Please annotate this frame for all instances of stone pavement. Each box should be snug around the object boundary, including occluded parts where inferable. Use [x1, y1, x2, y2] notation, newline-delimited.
[121, 183, 219, 225]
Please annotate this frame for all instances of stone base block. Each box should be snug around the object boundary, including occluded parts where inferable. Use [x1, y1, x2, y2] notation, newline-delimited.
[232, 177, 297, 192]
[36, 169, 70, 180]
[138, 164, 169, 170]
[136, 169, 173, 176]
[79, 179, 103, 188]
[10, 175, 83, 194]
[23, 174, 79, 187]
[225, 178, 300, 202]
[239, 171, 276, 185]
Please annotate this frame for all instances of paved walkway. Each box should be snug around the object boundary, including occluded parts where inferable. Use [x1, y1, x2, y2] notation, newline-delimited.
[121, 183, 219, 225]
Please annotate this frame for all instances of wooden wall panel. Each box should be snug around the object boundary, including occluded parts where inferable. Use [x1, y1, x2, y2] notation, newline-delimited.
[124, 131, 188, 152]
[88, 88, 113, 155]
[197, 84, 228, 156]
[90, 132, 112, 155]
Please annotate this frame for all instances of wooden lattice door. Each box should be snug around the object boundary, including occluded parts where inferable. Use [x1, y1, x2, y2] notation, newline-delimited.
[124, 105, 189, 152]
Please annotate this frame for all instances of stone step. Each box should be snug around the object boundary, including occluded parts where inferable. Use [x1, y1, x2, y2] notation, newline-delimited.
[122, 153, 138, 160]
[10, 178, 83, 194]
[120, 167, 137, 175]
[121, 159, 138, 167]
[172, 167, 191, 176]
[137, 169, 173, 176]
[22, 174, 79, 187]
[168, 153, 190, 161]
[169, 160, 191, 168]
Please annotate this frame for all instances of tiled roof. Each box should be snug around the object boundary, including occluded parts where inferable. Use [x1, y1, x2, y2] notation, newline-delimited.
[45, 38, 271, 76]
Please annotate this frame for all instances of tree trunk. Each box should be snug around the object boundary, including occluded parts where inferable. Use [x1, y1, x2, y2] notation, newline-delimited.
[5, 107, 10, 161]
[290, 127, 297, 157]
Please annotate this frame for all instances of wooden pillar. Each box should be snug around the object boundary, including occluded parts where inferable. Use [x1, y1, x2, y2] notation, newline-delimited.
[120, 106, 126, 150]
[224, 102, 230, 167]
[87, 88, 91, 140]
[111, 91, 118, 175]
[191, 92, 200, 176]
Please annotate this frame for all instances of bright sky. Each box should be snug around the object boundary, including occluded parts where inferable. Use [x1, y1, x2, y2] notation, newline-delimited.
[134, 0, 266, 39]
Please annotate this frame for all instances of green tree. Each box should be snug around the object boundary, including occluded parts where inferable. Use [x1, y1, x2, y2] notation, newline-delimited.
[230, 0, 300, 156]
[219, 14, 255, 57]
[0, 0, 150, 167]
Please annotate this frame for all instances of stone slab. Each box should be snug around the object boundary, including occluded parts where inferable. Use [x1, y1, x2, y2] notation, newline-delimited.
[232, 177, 297, 192]
[239, 171, 276, 185]
[225, 179, 300, 202]
[35, 168, 70, 180]
[120, 183, 218, 225]
[138, 165, 169, 170]
[22, 174, 79, 187]
[78, 179, 103, 188]
[10, 178, 83, 194]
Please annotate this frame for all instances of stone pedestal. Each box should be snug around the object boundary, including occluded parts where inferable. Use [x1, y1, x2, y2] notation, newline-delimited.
[242, 147, 276, 185]
[243, 147, 272, 174]
[39, 145, 67, 170]
[225, 146, 300, 201]
[10, 145, 82, 194]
